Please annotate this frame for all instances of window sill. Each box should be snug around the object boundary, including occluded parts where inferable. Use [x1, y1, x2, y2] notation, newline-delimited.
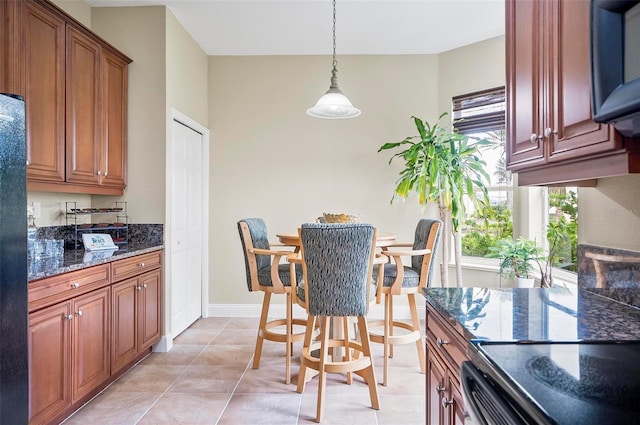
[453, 256, 578, 287]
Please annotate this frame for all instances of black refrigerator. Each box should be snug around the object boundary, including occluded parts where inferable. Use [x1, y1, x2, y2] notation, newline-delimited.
[0, 93, 29, 424]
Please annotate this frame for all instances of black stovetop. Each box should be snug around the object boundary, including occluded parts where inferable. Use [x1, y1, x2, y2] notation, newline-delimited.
[470, 341, 640, 425]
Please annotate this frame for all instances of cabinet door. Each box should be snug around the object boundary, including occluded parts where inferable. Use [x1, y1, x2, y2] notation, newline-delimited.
[71, 287, 110, 402]
[28, 302, 71, 425]
[426, 346, 447, 425]
[65, 25, 101, 186]
[506, 0, 546, 170]
[138, 270, 162, 351]
[448, 377, 466, 425]
[24, 1, 66, 182]
[548, 0, 621, 161]
[111, 278, 138, 373]
[100, 49, 128, 188]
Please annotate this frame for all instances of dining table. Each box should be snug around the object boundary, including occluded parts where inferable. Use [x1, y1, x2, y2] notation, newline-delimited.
[279, 229, 397, 363]
[276, 231, 397, 252]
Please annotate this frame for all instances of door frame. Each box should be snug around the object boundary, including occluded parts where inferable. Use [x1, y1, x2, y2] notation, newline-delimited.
[161, 108, 210, 352]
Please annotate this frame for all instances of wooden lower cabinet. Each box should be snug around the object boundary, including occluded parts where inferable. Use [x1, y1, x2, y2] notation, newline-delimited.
[28, 303, 71, 425]
[28, 288, 109, 425]
[28, 250, 163, 425]
[111, 269, 162, 373]
[426, 304, 468, 425]
[71, 288, 110, 402]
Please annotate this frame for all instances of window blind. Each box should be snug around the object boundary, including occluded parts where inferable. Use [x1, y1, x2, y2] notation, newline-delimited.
[452, 86, 505, 134]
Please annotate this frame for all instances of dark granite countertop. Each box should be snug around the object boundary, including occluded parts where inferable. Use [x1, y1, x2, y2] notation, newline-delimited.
[424, 287, 640, 342]
[28, 241, 164, 282]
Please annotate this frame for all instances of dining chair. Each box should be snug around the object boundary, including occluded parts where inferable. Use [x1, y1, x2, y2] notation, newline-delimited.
[370, 218, 442, 386]
[295, 223, 380, 423]
[237, 218, 307, 384]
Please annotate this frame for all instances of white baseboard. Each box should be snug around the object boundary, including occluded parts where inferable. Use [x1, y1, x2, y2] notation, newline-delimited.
[207, 302, 425, 321]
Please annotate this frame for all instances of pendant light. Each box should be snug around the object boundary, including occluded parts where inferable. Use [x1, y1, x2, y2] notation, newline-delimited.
[307, 0, 361, 119]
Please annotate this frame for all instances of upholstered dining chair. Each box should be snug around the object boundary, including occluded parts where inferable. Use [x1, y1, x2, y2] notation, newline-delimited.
[296, 223, 380, 423]
[237, 218, 307, 384]
[369, 218, 442, 386]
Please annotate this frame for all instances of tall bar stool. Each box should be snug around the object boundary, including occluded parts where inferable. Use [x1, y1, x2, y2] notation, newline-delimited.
[370, 218, 442, 386]
[237, 218, 307, 384]
[295, 223, 380, 423]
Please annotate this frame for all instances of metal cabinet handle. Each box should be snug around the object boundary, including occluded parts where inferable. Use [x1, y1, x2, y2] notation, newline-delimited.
[71, 282, 80, 289]
[64, 314, 73, 320]
[96, 170, 102, 176]
[442, 398, 454, 408]
[104, 171, 108, 177]
[136, 285, 142, 291]
[530, 133, 543, 143]
[143, 283, 148, 289]
[26, 160, 30, 166]
[544, 128, 558, 138]
[138, 262, 145, 267]
[436, 337, 449, 347]
[435, 385, 445, 394]
[76, 310, 83, 317]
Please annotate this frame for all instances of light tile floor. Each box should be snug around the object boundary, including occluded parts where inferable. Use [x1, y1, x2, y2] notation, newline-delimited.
[63, 317, 426, 425]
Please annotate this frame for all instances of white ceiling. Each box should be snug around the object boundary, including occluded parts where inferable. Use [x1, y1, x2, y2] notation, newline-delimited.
[84, 0, 505, 56]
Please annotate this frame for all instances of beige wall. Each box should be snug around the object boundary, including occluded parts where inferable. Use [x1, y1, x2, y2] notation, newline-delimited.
[578, 175, 640, 250]
[91, 7, 167, 224]
[208, 41, 508, 306]
[165, 10, 209, 127]
[51, 0, 90, 27]
[437, 36, 505, 119]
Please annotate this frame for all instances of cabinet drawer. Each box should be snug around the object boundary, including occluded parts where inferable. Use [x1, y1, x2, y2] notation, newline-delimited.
[29, 264, 110, 312]
[426, 307, 468, 371]
[111, 251, 162, 282]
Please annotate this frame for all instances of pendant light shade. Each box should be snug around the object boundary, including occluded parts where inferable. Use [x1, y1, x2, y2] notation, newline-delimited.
[307, 67, 361, 119]
[307, 0, 360, 119]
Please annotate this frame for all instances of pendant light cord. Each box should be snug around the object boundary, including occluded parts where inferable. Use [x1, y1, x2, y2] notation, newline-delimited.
[329, 0, 339, 89]
[332, 0, 337, 69]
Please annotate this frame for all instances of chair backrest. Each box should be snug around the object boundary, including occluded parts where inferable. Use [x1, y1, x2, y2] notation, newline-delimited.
[299, 223, 377, 317]
[238, 218, 271, 292]
[412, 219, 442, 288]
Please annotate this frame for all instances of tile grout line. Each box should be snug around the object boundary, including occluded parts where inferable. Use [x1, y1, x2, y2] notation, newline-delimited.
[134, 325, 225, 424]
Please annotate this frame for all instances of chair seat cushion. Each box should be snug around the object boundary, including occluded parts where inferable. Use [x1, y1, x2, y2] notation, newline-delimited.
[257, 263, 302, 287]
[375, 263, 420, 288]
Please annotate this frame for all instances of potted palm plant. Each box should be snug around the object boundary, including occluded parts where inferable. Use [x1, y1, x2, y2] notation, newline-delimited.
[489, 237, 542, 287]
[378, 113, 492, 286]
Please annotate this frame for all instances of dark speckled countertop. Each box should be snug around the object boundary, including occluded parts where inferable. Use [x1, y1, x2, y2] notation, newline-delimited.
[424, 287, 640, 342]
[28, 241, 164, 282]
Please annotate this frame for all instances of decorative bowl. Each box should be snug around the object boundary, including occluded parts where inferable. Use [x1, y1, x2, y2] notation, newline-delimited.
[322, 213, 361, 223]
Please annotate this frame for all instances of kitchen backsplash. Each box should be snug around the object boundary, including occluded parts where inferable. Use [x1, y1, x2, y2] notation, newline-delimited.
[36, 224, 163, 248]
[578, 244, 640, 308]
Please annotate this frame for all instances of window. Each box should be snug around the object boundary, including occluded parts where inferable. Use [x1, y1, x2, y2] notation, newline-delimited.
[452, 87, 577, 283]
[452, 87, 512, 258]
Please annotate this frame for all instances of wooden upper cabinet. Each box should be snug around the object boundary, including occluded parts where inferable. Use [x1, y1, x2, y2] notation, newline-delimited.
[65, 25, 102, 186]
[100, 50, 128, 188]
[506, 0, 640, 185]
[548, 0, 621, 161]
[5, 0, 132, 195]
[505, 0, 545, 169]
[24, 1, 66, 182]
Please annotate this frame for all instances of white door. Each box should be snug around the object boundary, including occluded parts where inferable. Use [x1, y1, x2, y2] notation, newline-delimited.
[170, 118, 206, 337]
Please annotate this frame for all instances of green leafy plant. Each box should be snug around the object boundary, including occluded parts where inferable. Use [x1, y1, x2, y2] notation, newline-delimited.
[378, 113, 492, 286]
[488, 237, 543, 279]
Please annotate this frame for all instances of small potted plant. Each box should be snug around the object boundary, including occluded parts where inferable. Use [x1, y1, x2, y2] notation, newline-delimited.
[489, 237, 542, 288]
